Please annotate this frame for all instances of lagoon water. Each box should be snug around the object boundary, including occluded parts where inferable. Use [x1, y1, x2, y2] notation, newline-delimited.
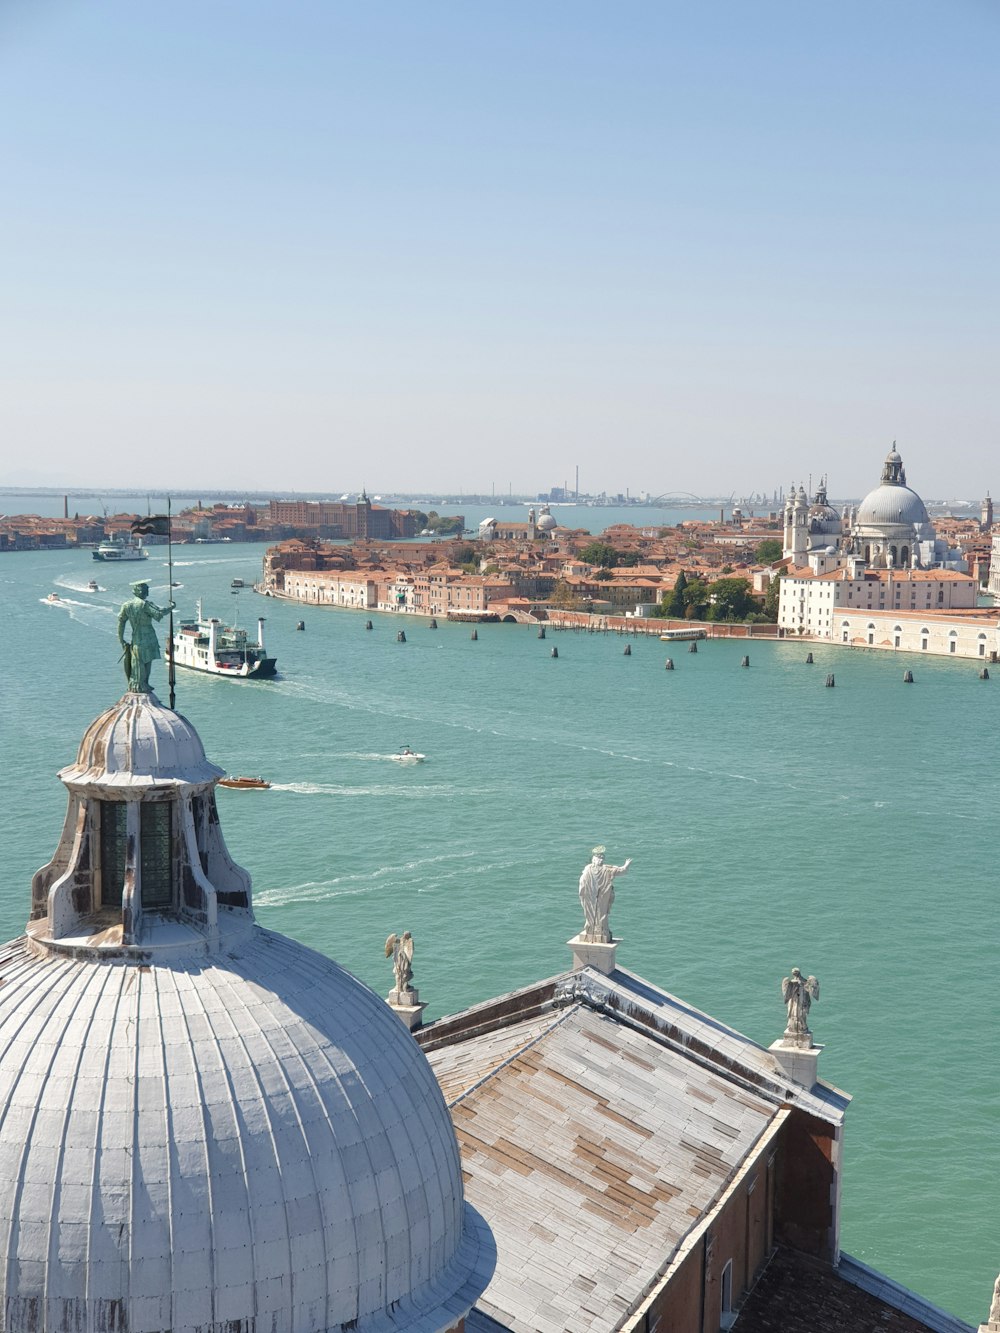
[2, 542, 996, 1323]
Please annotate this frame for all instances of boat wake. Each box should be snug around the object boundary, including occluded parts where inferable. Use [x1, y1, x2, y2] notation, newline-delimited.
[40, 596, 117, 629]
[255, 851, 479, 907]
[269, 781, 437, 797]
[341, 751, 427, 764]
[55, 576, 103, 593]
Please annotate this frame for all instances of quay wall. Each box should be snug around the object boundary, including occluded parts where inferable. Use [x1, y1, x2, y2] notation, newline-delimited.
[546, 611, 780, 638]
[257, 586, 782, 637]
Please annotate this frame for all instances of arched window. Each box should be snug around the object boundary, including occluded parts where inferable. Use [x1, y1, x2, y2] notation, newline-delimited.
[720, 1258, 735, 1329]
[901, 546, 909, 565]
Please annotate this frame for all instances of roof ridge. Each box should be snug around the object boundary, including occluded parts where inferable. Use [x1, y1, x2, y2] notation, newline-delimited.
[446, 1002, 582, 1110]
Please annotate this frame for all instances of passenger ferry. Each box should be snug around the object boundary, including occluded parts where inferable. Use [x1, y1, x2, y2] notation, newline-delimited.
[168, 600, 276, 679]
[92, 537, 148, 562]
[658, 628, 708, 642]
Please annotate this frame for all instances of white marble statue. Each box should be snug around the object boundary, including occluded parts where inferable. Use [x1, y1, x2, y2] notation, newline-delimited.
[988, 1272, 1000, 1327]
[385, 931, 415, 996]
[782, 967, 819, 1042]
[578, 847, 632, 943]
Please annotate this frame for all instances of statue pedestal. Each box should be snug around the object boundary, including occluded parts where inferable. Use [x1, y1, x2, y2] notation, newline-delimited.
[387, 988, 426, 1032]
[568, 934, 620, 976]
[769, 1039, 822, 1089]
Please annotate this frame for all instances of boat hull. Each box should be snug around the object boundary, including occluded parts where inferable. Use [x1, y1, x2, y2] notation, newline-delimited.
[168, 653, 277, 679]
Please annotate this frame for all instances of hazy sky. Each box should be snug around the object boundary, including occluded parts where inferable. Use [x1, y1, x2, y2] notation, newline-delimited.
[1, 1, 997, 498]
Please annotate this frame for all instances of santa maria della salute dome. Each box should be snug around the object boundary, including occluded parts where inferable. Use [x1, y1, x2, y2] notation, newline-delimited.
[0, 690, 490, 1333]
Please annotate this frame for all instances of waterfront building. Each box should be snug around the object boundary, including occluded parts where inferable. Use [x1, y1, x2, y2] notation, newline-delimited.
[779, 568, 978, 638]
[267, 494, 418, 539]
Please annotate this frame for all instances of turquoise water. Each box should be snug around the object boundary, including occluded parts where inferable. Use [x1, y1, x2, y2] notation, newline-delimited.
[3, 544, 996, 1323]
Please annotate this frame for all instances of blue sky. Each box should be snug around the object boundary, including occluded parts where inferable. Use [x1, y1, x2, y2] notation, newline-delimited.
[1, 1, 997, 498]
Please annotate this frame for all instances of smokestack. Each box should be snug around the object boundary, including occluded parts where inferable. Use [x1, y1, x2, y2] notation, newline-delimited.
[63, 495, 68, 519]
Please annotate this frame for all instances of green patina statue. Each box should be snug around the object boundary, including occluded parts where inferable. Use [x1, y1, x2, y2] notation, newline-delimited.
[117, 581, 174, 693]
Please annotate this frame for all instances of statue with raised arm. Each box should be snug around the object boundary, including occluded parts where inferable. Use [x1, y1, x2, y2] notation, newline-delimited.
[781, 967, 820, 1045]
[117, 581, 174, 693]
[385, 931, 415, 997]
[578, 846, 632, 943]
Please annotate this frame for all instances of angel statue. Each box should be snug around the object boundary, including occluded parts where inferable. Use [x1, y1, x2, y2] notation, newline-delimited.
[578, 846, 632, 943]
[385, 930, 415, 998]
[781, 967, 820, 1045]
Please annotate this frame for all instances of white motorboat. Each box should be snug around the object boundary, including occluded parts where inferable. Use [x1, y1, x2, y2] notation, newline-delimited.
[391, 747, 425, 764]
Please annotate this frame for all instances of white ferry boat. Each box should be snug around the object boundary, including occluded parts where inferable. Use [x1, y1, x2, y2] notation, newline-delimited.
[658, 628, 708, 642]
[168, 600, 276, 679]
[92, 537, 148, 562]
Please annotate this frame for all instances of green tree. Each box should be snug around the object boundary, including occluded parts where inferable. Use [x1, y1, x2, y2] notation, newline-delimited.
[422, 510, 464, 536]
[706, 576, 755, 621]
[578, 541, 620, 568]
[592, 568, 613, 582]
[755, 538, 783, 564]
[682, 577, 710, 620]
[763, 570, 783, 621]
[662, 570, 688, 618]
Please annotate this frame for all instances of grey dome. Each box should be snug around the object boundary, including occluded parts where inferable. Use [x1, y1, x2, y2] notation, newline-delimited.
[0, 927, 486, 1333]
[855, 483, 930, 530]
[61, 691, 223, 789]
[10, 693, 490, 1333]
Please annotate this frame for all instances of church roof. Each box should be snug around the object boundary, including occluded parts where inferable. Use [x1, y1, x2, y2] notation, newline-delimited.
[734, 1248, 974, 1333]
[421, 968, 849, 1333]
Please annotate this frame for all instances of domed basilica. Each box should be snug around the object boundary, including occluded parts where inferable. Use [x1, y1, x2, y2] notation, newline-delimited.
[782, 444, 964, 572]
[3, 690, 490, 1333]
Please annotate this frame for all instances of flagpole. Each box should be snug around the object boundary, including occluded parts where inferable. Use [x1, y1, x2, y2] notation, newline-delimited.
[167, 497, 176, 711]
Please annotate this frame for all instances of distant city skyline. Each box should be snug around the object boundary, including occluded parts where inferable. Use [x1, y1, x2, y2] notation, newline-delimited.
[2, 1, 997, 497]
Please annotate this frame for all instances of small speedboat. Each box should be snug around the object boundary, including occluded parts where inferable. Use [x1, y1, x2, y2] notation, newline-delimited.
[46, 592, 61, 602]
[391, 747, 425, 764]
[87, 580, 99, 592]
[218, 775, 270, 790]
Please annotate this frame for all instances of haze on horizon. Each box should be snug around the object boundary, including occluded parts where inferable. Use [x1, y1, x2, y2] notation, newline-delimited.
[1, 1, 997, 500]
